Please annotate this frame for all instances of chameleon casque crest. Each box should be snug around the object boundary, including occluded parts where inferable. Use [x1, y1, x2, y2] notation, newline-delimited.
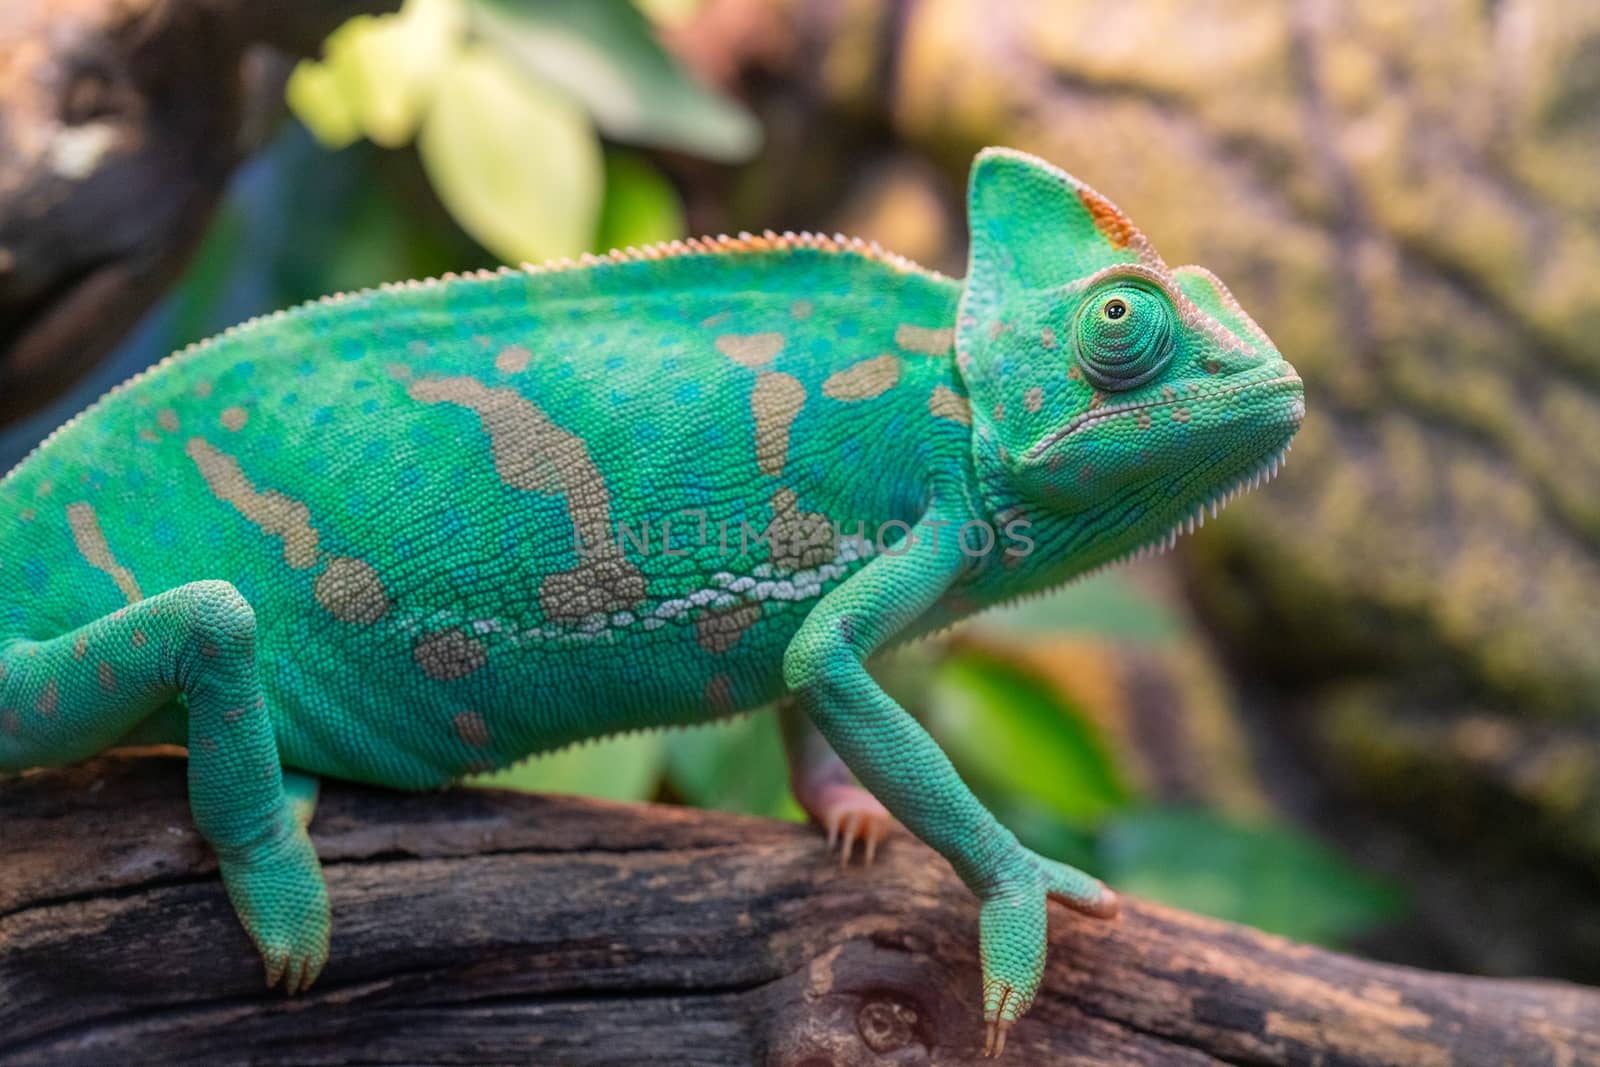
[0, 147, 1303, 1054]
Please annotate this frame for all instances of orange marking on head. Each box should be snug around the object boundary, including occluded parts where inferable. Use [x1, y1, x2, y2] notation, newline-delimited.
[1077, 187, 1135, 250]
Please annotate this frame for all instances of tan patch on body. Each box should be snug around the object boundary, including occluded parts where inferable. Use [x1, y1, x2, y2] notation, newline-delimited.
[715, 332, 785, 368]
[194, 381, 214, 399]
[993, 401, 1006, 422]
[454, 710, 491, 748]
[185, 439, 320, 569]
[495, 344, 532, 374]
[1077, 187, 1135, 250]
[138, 428, 160, 443]
[66, 502, 144, 604]
[1024, 387, 1043, 413]
[131, 629, 147, 649]
[894, 323, 953, 356]
[790, 300, 814, 320]
[414, 629, 488, 681]
[73, 635, 86, 660]
[1172, 407, 1191, 423]
[157, 408, 179, 433]
[220, 407, 248, 432]
[541, 558, 649, 622]
[37, 679, 58, 717]
[768, 488, 833, 571]
[1137, 411, 1153, 431]
[822, 355, 899, 401]
[97, 662, 116, 692]
[751, 373, 806, 476]
[695, 602, 762, 654]
[385, 363, 413, 382]
[705, 673, 734, 714]
[1040, 326, 1058, 349]
[928, 385, 971, 425]
[315, 557, 391, 625]
[406, 376, 646, 620]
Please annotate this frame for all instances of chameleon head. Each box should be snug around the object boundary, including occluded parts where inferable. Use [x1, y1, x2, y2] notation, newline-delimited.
[954, 148, 1304, 577]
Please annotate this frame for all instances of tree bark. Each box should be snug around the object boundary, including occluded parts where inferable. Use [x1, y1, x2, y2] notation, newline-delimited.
[2, 754, 1596, 1066]
[0, 0, 399, 426]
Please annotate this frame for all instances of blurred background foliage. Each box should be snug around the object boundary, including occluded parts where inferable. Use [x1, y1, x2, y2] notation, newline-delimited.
[8, 0, 1600, 977]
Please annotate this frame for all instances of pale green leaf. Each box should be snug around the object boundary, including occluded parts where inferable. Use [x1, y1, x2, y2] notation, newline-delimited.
[286, 0, 464, 150]
[418, 46, 603, 263]
[469, 731, 665, 802]
[469, 0, 760, 161]
[286, 61, 363, 149]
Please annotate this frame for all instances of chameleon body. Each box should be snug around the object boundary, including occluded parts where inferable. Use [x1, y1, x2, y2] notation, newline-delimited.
[0, 148, 1302, 1054]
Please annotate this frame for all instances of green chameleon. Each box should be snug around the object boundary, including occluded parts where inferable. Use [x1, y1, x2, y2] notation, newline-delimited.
[0, 148, 1302, 1056]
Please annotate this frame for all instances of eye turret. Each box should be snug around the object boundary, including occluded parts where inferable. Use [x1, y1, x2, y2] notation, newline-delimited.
[1072, 279, 1175, 390]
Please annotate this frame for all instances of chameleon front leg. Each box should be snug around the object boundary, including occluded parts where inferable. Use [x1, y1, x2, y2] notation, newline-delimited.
[782, 507, 1118, 1057]
[0, 580, 330, 993]
[778, 696, 895, 865]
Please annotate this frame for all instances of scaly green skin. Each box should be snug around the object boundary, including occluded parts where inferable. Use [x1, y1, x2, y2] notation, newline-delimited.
[0, 148, 1301, 1054]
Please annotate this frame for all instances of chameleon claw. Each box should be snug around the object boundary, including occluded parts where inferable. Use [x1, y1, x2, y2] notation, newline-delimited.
[983, 1018, 1012, 1058]
[824, 810, 841, 850]
[263, 951, 287, 990]
[838, 811, 861, 867]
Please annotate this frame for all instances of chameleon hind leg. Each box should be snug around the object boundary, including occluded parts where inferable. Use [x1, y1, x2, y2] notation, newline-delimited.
[0, 580, 330, 993]
[783, 508, 1118, 1057]
[778, 696, 895, 865]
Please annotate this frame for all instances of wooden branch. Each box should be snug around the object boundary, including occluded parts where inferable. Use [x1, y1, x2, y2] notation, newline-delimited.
[2, 755, 1596, 1065]
[0, 0, 399, 426]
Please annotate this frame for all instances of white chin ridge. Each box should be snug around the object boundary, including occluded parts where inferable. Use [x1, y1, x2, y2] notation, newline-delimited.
[1079, 442, 1293, 580]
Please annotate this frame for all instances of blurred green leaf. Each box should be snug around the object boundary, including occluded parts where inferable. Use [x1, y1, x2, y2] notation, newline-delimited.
[596, 151, 685, 252]
[286, 61, 363, 149]
[633, 0, 703, 25]
[418, 45, 602, 263]
[287, 0, 463, 149]
[926, 649, 1132, 827]
[1098, 809, 1405, 945]
[665, 712, 804, 820]
[975, 570, 1184, 643]
[470, 731, 665, 802]
[469, 0, 760, 161]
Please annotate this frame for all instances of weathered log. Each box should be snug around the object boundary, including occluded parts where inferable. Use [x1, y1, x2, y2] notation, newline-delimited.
[0, 0, 399, 426]
[2, 754, 1596, 1066]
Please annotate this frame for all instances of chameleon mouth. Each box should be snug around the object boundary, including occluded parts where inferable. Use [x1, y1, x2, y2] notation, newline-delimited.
[1025, 372, 1303, 462]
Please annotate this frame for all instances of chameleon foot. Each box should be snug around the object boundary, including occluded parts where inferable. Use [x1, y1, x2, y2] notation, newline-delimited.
[217, 814, 331, 995]
[813, 782, 895, 866]
[978, 848, 1118, 1057]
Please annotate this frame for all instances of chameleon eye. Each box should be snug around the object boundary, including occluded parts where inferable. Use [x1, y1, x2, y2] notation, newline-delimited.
[1073, 279, 1175, 390]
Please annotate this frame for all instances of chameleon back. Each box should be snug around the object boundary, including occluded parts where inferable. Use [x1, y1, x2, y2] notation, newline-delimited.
[0, 238, 971, 785]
